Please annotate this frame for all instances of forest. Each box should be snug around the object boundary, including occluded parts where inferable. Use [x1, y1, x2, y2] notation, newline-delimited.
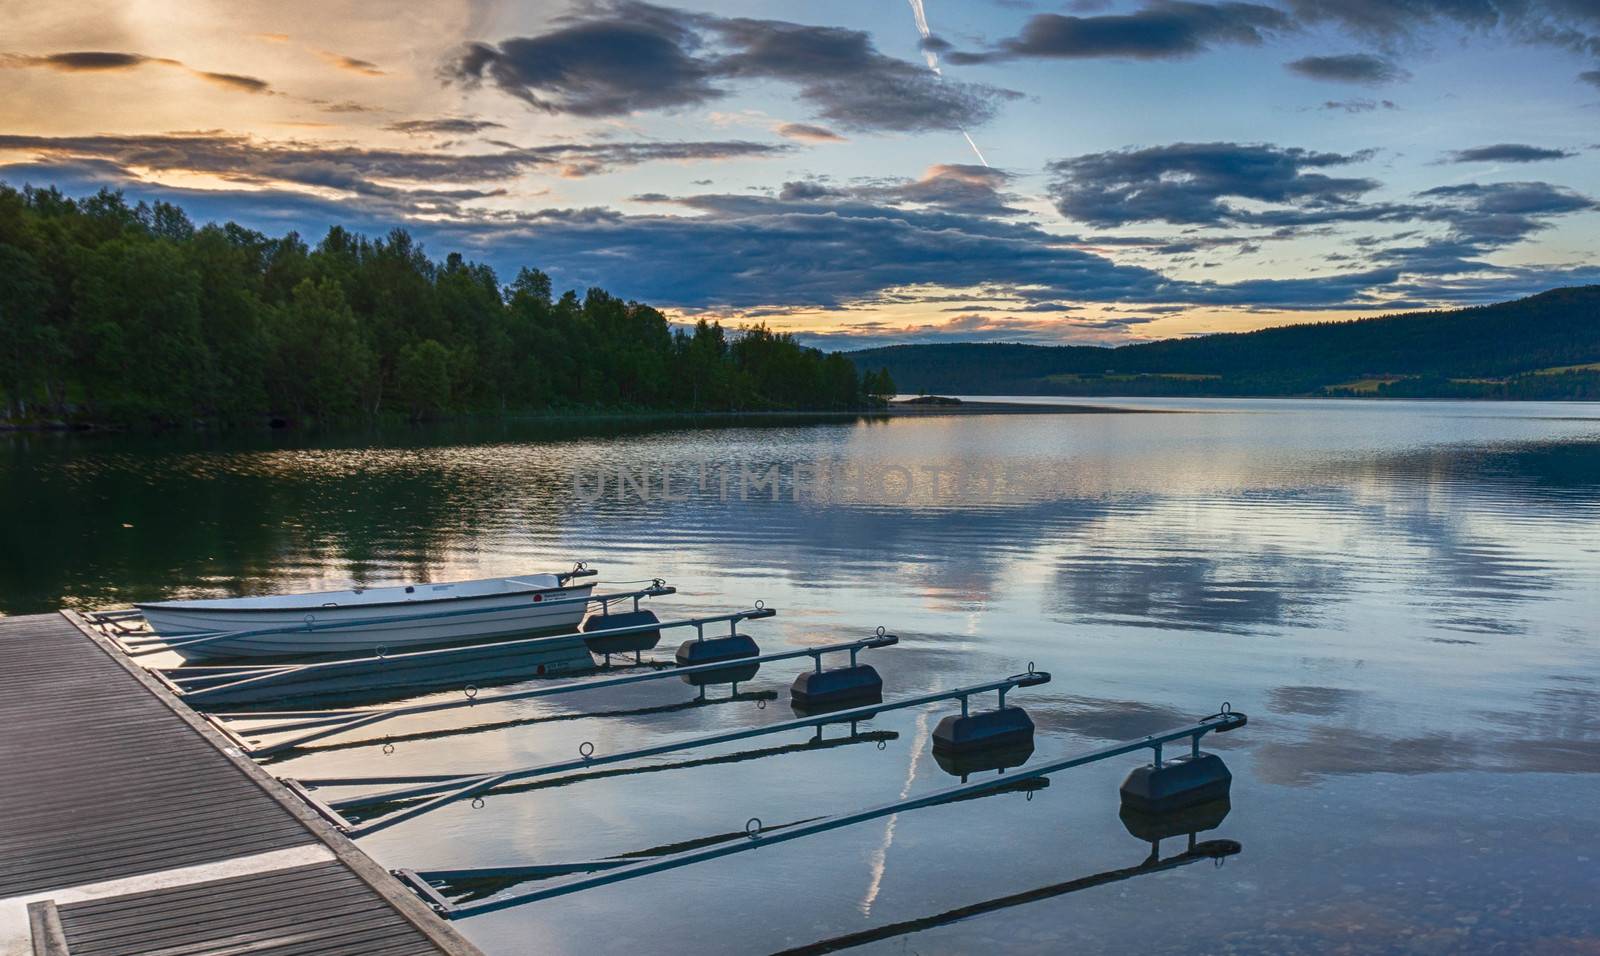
[849, 286, 1600, 400]
[0, 183, 895, 427]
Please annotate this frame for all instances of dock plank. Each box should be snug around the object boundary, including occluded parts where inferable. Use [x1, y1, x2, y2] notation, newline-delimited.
[0, 613, 482, 956]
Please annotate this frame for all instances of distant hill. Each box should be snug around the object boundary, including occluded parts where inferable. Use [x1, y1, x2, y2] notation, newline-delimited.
[844, 287, 1600, 400]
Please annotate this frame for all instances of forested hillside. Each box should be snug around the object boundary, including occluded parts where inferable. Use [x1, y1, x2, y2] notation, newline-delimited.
[848, 287, 1600, 400]
[0, 184, 892, 427]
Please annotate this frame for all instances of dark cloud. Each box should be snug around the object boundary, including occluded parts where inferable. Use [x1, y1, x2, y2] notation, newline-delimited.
[1446, 143, 1577, 163]
[316, 100, 379, 114]
[1286, 52, 1409, 84]
[448, 3, 720, 116]
[777, 165, 1021, 216]
[955, 0, 1600, 69]
[777, 180, 844, 200]
[775, 122, 844, 142]
[8, 51, 166, 70]
[794, 313, 1095, 348]
[1415, 180, 1596, 249]
[1047, 142, 1379, 227]
[193, 70, 271, 93]
[0, 132, 790, 214]
[446, 1, 1016, 132]
[384, 118, 508, 136]
[8, 129, 1596, 326]
[1580, 69, 1600, 87]
[869, 164, 1023, 216]
[946, 2, 1292, 63]
[3, 50, 273, 93]
[1313, 98, 1399, 112]
[1281, 0, 1600, 44]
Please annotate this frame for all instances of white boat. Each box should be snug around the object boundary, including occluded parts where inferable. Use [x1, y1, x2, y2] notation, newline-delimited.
[137, 572, 596, 662]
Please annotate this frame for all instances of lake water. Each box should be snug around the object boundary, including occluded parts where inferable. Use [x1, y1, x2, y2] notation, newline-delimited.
[4, 398, 1599, 954]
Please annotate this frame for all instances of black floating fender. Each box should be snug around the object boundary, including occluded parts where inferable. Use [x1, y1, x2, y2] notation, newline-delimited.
[580, 609, 662, 655]
[675, 634, 761, 686]
[932, 706, 1036, 755]
[790, 664, 883, 707]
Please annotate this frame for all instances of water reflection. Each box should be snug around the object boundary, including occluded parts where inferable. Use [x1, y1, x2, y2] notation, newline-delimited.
[782, 800, 1239, 955]
[6, 400, 1600, 954]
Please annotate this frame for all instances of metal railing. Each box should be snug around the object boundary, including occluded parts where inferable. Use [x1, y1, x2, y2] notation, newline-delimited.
[220, 628, 892, 757]
[287, 669, 1053, 837]
[143, 588, 705, 706]
[400, 706, 1245, 917]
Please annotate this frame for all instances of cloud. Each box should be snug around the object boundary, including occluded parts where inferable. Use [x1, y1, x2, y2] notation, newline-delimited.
[192, 70, 272, 93]
[0, 132, 791, 214]
[316, 100, 379, 113]
[1047, 142, 1379, 227]
[795, 312, 1101, 348]
[1414, 180, 1596, 250]
[955, 1, 1600, 70]
[1313, 98, 1399, 112]
[384, 118, 508, 136]
[2, 49, 273, 93]
[1580, 69, 1600, 87]
[318, 51, 386, 77]
[1286, 53, 1409, 84]
[11, 157, 1596, 319]
[869, 163, 1023, 216]
[1446, 143, 1577, 163]
[1280, 0, 1600, 43]
[776, 164, 1021, 215]
[446, 1, 1017, 132]
[946, 2, 1293, 63]
[775, 122, 845, 142]
[6, 51, 167, 71]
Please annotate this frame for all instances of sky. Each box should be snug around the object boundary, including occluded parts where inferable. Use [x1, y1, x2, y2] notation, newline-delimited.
[2, 0, 1599, 349]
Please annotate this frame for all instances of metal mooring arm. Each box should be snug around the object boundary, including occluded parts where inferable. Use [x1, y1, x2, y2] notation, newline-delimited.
[412, 706, 1245, 918]
[288, 670, 1052, 837]
[229, 628, 895, 756]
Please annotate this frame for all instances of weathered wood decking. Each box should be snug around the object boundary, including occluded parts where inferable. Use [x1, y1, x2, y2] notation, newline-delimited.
[0, 612, 484, 956]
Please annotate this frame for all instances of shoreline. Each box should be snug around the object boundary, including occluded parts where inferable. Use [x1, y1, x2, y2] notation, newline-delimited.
[0, 399, 1156, 435]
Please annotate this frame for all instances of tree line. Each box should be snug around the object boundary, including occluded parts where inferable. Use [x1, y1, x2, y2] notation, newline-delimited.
[0, 184, 895, 426]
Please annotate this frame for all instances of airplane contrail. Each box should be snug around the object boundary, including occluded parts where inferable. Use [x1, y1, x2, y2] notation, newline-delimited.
[905, 0, 990, 167]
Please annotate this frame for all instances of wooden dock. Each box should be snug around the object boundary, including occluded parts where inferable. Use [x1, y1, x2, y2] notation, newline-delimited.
[0, 612, 484, 956]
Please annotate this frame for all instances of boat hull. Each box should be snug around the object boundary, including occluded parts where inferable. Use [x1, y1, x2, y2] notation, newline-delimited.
[139, 584, 595, 662]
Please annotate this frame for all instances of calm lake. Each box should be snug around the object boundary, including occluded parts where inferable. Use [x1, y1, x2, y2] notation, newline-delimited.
[4, 398, 1599, 954]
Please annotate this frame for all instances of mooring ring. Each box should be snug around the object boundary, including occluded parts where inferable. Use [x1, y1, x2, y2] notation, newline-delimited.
[579, 740, 595, 759]
[1027, 661, 1036, 675]
[876, 625, 886, 637]
[755, 599, 765, 610]
[745, 817, 762, 839]
[471, 797, 484, 810]
[382, 740, 394, 755]
[303, 613, 316, 627]
[375, 645, 387, 661]
[877, 739, 887, 751]
[1220, 701, 1232, 715]
[463, 683, 479, 700]
[756, 698, 766, 710]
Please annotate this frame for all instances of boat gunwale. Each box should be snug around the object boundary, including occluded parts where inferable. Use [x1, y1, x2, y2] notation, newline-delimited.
[133, 581, 595, 615]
